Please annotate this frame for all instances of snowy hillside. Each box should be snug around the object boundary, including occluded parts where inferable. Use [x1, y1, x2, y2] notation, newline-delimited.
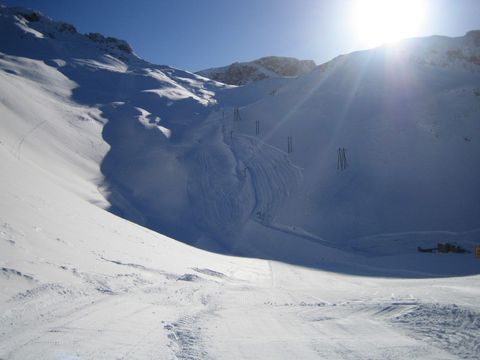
[103, 28, 480, 273]
[227, 35, 480, 244]
[1, 5, 480, 359]
[1, 4, 480, 273]
[196, 56, 316, 85]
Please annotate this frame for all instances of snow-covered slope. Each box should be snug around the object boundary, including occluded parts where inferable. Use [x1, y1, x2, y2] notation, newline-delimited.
[230, 35, 480, 243]
[3, 144, 480, 359]
[196, 56, 316, 85]
[1, 5, 480, 359]
[1, 5, 480, 273]
[112, 29, 480, 273]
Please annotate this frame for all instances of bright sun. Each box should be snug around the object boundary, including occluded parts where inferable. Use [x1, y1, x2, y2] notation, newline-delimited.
[352, 0, 426, 47]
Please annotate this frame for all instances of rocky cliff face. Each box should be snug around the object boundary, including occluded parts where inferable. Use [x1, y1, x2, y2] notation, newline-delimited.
[196, 56, 316, 85]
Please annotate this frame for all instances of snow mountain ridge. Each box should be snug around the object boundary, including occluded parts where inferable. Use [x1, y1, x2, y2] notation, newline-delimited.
[196, 56, 316, 85]
[1, 5, 480, 276]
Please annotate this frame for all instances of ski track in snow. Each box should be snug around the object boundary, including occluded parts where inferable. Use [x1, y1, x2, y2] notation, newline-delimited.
[13, 120, 47, 159]
[165, 313, 210, 360]
[162, 271, 230, 360]
[186, 108, 304, 242]
[218, 108, 337, 247]
[231, 133, 302, 224]
[391, 303, 480, 359]
[187, 146, 249, 239]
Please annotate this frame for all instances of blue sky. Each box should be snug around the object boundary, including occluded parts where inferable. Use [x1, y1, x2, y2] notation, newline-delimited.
[3, 0, 480, 71]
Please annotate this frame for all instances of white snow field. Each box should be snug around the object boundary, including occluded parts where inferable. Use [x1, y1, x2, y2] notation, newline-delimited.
[1, 5, 480, 359]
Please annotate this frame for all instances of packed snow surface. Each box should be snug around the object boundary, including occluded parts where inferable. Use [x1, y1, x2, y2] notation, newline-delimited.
[1, 6, 480, 359]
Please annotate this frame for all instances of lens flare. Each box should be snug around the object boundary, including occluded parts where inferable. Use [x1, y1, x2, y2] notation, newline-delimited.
[352, 0, 426, 47]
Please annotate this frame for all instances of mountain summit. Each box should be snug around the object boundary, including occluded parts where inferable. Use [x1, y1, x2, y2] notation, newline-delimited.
[196, 56, 316, 85]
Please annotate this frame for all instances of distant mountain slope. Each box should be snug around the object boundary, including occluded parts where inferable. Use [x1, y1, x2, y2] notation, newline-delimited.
[196, 56, 316, 85]
[225, 33, 480, 244]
